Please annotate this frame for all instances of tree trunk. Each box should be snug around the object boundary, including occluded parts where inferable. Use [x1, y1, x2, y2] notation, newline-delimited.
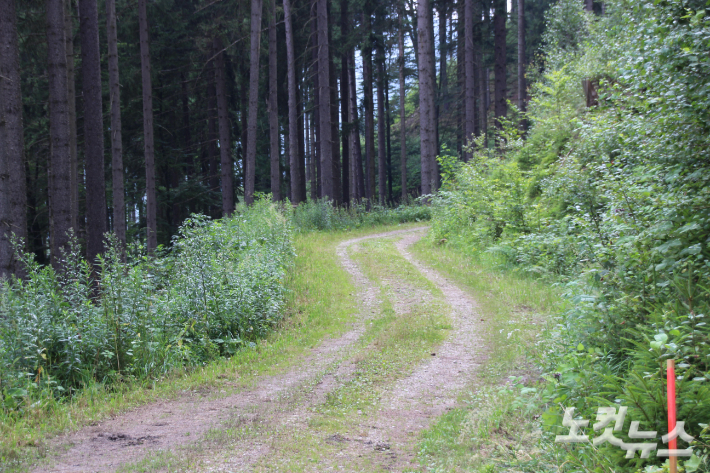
[362, 19, 375, 205]
[106, 0, 125, 248]
[245, 0, 263, 205]
[267, 0, 280, 202]
[398, 3, 407, 203]
[80, 0, 107, 265]
[208, 64, 219, 216]
[438, 2, 448, 114]
[385, 80, 392, 204]
[517, 0, 526, 113]
[214, 37, 234, 214]
[296, 67, 307, 200]
[284, 0, 304, 204]
[480, 64, 487, 142]
[47, 0, 73, 269]
[417, 0, 435, 195]
[138, 0, 157, 252]
[339, 0, 350, 206]
[316, 0, 334, 200]
[464, 0, 475, 157]
[493, 0, 507, 132]
[65, 0, 78, 231]
[456, 0, 463, 156]
[0, 0, 27, 278]
[348, 49, 364, 202]
[376, 39, 386, 205]
[585, 0, 593, 12]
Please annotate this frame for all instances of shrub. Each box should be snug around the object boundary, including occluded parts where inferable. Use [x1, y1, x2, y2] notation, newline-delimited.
[0, 200, 293, 412]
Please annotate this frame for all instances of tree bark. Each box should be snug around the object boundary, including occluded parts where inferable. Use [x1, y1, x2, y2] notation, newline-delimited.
[517, 0, 526, 113]
[65, 0, 78, 231]
[316, 0, 334, 200]
[138, 0, 157, 252]
[362, 15, 375, 205]
[585, 0, 593, 12]
[385, 78, 392, 204]
[106, 0, 125, 248]
[339, 0, 350, 205]
[417, 0, 436, 195]
[267, 0, 280, 202]
[0, 0, 27, 278]
[464, 0, 475, 157]
[348, 49, 364, 202]
[47, 0, 73, 268]
[214, 37, 234, 214]
[245, 0, 263, 205]
[376, 38, 387, 205]
[438, 2, 448, 114]
[493, 0, 507, 132]
[80, 0, 107, 265]
[328, 16, 341, 204]
[284, 0, 304, 204]
[398, 3, 407, 203]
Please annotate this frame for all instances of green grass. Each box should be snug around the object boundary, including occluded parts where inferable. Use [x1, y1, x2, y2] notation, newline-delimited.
[2, 223, 422, 473]
[409, 241, 565, 473]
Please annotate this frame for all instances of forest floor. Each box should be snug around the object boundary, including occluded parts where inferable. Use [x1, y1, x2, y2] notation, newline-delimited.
[27, 225, 552, 473]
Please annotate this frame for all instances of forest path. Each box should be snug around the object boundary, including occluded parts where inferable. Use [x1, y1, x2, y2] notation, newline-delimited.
[33, 227, 486, 473]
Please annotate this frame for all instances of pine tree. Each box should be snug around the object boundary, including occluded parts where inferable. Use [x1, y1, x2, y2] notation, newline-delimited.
[398, 2, 407, 202]
[417, 0, 436, 195]
[106, 0, 125, 248]
[214, 36, 234, 214]
[493, 0, 507, 131]
[47, 0, 73, 268]
[138, 0, 157, 252]
[268, 0, 280, 202]
[0, 0, 27, 277]
[245, 0, 263, 205]
[284, 0, 303, 203]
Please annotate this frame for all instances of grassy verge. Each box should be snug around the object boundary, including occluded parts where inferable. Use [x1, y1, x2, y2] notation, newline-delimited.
[409, 241, 565, 473]
[1, 223, 422, 473]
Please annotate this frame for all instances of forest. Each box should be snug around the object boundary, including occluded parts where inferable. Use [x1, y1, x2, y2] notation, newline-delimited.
[0, 0, 550, 275]
[1, 0, 710, 470]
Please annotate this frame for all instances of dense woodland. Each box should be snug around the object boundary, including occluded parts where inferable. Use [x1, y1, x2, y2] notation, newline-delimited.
[0, 0, 557, 276]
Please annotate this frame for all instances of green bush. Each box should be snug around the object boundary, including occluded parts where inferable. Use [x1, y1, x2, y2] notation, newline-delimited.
[290, 199, 431, 232]
[0, 200, 293, 413]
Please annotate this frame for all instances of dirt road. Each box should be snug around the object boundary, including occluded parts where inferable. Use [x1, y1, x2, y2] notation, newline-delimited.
[33, 227, 485, 473]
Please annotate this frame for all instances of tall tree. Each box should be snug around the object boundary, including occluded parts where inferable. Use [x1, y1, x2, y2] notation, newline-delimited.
[138, 0, 157, 252]
[80, 0, 107, 264]
[317, 0, 334, 200]
[417, 0, 436, 195]
[493, 0, 507, 131]
[348, 49, 365, 202]
[267, 0, 280, 202]
[65, 0, 78, 230]
[398, 3, 407, 202]
[517, 0, 526, 113]
[284, 0, 304, 203]
[437, 1, 449, 113]
[376, 35, 387, 205]
[362, 12, 375, 204]
[214, 36, 234, 214]
[106, 0, 125, 247]
[339, 0, 350, 205]
[245, 0, 263, 205]
[0, 0, 27, 278]
[464, 0, 476, 158]
[47, 0, 73, 268]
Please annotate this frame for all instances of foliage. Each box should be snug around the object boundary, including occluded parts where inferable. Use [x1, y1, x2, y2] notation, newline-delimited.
[289, 199, 431, 232]
[0, 200, 293, 413]
[429, 0, 710, 469]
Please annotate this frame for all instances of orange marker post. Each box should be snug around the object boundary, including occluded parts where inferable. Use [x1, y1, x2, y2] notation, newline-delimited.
[667, 359, 677, 473]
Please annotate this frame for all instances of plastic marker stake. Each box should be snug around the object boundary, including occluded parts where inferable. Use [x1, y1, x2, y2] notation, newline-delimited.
[667, 359, 677, 473]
